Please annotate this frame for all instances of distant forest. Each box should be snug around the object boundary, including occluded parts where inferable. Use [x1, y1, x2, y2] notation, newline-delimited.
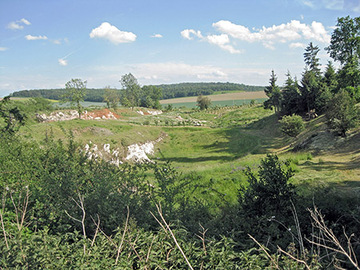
[11, 82, 265, 102]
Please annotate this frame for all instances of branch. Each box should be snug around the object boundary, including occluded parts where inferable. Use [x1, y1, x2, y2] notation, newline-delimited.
[153, 204, 194, 270]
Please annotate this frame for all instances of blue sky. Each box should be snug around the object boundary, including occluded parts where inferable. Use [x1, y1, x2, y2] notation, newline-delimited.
[0, 0, 359, 97]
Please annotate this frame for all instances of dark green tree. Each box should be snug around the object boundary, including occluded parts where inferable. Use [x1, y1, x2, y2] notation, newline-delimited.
[196, 95, 211, 110]
[119, 73, 141, 108]
[337, 56, 360, 101]
[322, 61, 338, 94]
[264, 70, 282, 113]
[281, 71, 301, 115]
[326, 89, 359, 137]
[62, 79, 87, 119]
[299, 43, 323, 114]
[326, 16, 360, 65]
[304, 42, 321, 76]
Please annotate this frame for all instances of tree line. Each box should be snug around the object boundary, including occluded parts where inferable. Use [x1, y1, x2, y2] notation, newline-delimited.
[265, 16, 360, 137]
[11, 82, 264, 102]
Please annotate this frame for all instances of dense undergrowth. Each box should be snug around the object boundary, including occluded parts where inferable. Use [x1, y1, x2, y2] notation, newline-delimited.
[1, 130, 360, 269]
[1, 97, 360, 268]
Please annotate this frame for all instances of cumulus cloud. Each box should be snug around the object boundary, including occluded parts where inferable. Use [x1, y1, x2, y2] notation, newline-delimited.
[181, 29, 241, 54]
[182, 19, 330, 53]
[25, 35, 48, 40]
[90, 22, 136, 44]
[213, 20, 330, 45]
[7, 18, 31, 30]
[181, 29, 203, 40]
[151, 34, 163, 38]
[205, 34, 242, 54]
[58, 59, 68, 66]
[0, 47, 8, 51]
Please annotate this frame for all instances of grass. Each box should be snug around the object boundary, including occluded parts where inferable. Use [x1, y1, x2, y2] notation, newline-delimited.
[19, 101, 360, 206]
[161, 98, 267, 108]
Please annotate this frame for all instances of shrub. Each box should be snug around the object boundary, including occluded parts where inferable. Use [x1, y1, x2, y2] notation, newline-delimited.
[279, 114, 305, 137]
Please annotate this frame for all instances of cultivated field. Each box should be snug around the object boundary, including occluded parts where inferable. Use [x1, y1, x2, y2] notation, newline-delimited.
[160, 91, 267, 104]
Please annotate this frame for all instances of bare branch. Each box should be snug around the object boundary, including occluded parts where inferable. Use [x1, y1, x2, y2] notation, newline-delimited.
[115, 205, 130, 265]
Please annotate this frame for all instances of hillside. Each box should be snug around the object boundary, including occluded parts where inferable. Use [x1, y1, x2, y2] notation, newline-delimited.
[10, 82, 265, 102]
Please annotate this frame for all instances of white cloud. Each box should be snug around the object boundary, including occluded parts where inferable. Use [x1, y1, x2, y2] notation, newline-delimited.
[181, 29, 241, 54]
[289, 42, 307, 49]
[20, 18, 31, 25]
[0, 47, 8, 51]
[151, 34, 163, 38]
[90, 22, 136, 44]
[205, 34, 242, 54]
[213, 19, 330, 46]
[7, 18, 31, 30]
[181, 29, 203, 40]
[25, 35, 48, 40]
[58, 59, 68, 66]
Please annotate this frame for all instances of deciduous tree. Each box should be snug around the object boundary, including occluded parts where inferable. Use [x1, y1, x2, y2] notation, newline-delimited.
[119, 73, 141, 108]
[62, 79, 87, 119]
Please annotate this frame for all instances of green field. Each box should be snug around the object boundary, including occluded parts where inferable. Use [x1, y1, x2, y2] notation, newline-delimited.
[163, 98, 267, 108]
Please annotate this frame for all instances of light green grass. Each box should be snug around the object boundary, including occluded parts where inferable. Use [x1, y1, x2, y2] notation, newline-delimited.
[166, 98, 267, 108]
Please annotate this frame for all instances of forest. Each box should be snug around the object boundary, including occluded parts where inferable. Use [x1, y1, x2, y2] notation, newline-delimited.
[0, 15, 359, 269]
[10, 82, 264, 103]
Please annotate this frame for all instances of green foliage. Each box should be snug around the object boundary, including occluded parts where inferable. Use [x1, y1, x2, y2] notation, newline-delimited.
[62, 79, 87, 119]
[103, 86, 120, 109]
[325, 89, 359, 136]
[141, 85, 163, 109]
[264, 70, 282, 112]
[238, 154, 297, 248]
[279, 114, 305, 137]
[337, 56, 360, 100]
[0, 97, 26, 135]
[196, 94, 211, 110]
[326, 16, 360, 65]
[281, 72, 302, 115]
[120, 74, 163, 109]
[119, 73, 142, 108]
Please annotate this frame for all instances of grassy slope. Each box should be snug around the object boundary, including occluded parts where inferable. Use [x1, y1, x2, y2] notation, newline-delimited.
[20, 104, 360, 206]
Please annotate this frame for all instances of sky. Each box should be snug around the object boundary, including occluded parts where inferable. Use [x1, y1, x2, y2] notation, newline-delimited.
[1, 0, 360, 97]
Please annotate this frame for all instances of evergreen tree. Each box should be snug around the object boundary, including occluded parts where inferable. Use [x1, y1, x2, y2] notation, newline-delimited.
[299, 43, 322, 113]
[281, 71, 301, 115]
[264, 70, 282, 113]
[322, 61, 338, 94]
[304, 42, 321, 76]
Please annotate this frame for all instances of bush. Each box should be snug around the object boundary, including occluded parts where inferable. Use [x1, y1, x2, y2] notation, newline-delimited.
[279, 114, 305, 137]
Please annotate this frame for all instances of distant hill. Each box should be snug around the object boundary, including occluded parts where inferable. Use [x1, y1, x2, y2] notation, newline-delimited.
[11, 82, 265, 102]
[157, 82, 265, 99]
